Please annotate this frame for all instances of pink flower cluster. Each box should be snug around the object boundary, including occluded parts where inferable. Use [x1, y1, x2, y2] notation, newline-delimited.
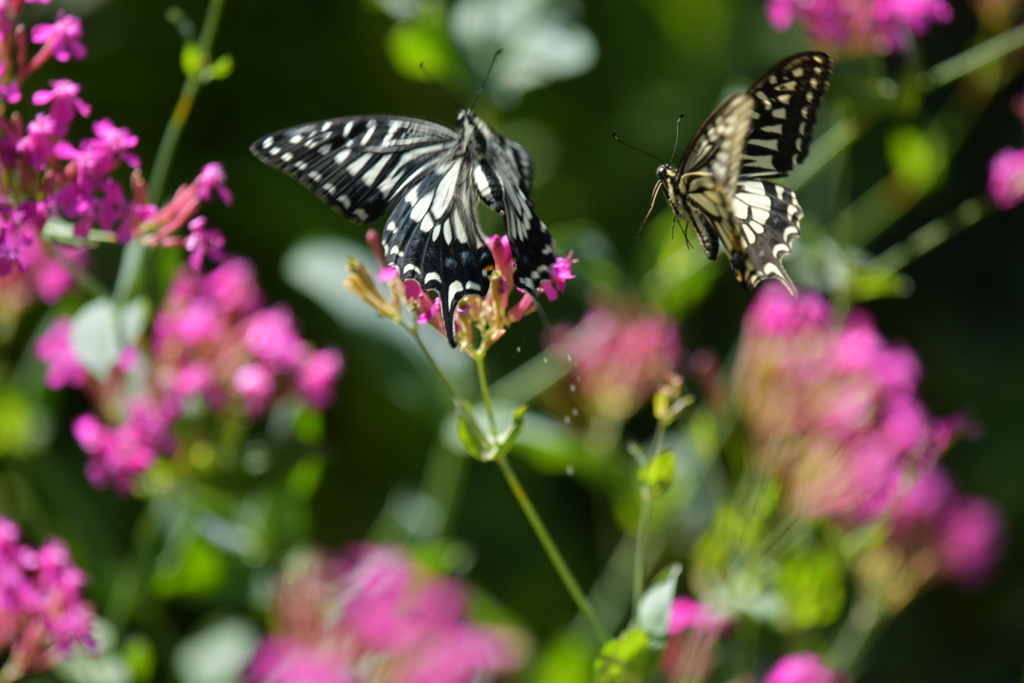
[547, 305, 683, 422]
[660, 597, 733, 682]
[986, 146, 1024, 211]
[35, 257, 344, 493]
[244, 544, 526, 683]
[764, 0, 954, 54]
[733, 285, 956, 522]
[763, 652, 845, 683]
[0, 0, 232, 316]
[890, 466, 1005, 587]
[365, 229, 577, 350]
[0, 516, 94, 681]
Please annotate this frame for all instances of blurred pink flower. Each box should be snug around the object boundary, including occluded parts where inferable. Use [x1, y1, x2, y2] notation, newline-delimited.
[734, 285, 956, 522]
[891, 467, 1005, 588]
[764, 0, 953, 54]
[763, 652, 844, 683]
[661, 597, 733, 682]
[34, 317, 87, 390]
[548, 304, 683, 422]
[0, 516, 95, 681]
[29, 10, 87, 63]
[987, 146, 1024, 210]
[244, 544, 527, 683]
[296, 348, 345, 409]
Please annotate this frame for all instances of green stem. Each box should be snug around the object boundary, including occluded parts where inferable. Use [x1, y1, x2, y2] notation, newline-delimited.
[871, 194, 992, 272]
[496, 456, 609, 642]
[923, 22, 1024, 91]
[788, 117, 861, 191]
[112, 0, 227, 303]
[631, 419, 667, 616]
[407, 325, 464, 403]
[826, 594, 881, 672]
[475, 354, 498, 435]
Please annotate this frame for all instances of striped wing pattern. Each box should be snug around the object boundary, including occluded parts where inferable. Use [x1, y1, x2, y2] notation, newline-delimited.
[658, 51, 832, 295]
[251, 111, 555, 346]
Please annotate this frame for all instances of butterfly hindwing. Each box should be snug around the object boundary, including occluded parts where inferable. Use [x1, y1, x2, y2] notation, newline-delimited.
[742, 52, 833, 179]
[728, 180, 803, 294]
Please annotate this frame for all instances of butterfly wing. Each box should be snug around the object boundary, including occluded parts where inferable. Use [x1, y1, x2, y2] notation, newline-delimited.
[674, 93, 755, 261]
[383, 157, 492, 346]
[741, 51, 833, 179]
[467, 118, 556, 295]
[251, 116, 460, 224]
[727, 180, 803, 294]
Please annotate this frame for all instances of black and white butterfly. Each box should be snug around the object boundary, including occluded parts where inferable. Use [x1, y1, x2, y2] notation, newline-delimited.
[651, 51, 833, 295]
[251, 110, 556, 346]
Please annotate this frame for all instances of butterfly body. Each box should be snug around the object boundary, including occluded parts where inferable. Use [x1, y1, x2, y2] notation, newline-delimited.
[653, 52, 832, 295]
[252, 109, 554, 346]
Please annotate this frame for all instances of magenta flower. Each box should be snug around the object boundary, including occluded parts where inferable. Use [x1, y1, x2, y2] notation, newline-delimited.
[733, 285, 956, 522]
[891, 467, 1005, 588]
[32, 79, 92, 127]
[986, 146, 1024, 210]
[763, 652, 844, 683]
[547, 304, 683, 422]
[244, 544, 526, 683]
[660, 597, 733, 682]
[184, 215, 227, 271]
[71, 402, 169, 494]
[243, 304, 307, 373]
[88, 118, 140, 169]
[296, 348, 345, 409]
[0, 63, 21, 103]
[29, 10, 87, 63]
[34, 317, 88, 391]
[195, 162, 234, 206]
[540, 250, 577, 301]
[765, 0, 953, 54]
[203, 257, 263, 316]
[232, 362, 278, 418]
[0, 516, 95, 680]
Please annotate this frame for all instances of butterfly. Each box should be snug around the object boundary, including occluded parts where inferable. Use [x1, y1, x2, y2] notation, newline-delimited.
[251, 110, 556, 346]
[650, 51, 833, 295]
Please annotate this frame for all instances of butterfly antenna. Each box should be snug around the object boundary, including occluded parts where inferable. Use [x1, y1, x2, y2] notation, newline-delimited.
[612, 130, 663, 164]
[419, 62, 465, 110]
[668, 113, 685, 165]
[471, 49, 503, 110]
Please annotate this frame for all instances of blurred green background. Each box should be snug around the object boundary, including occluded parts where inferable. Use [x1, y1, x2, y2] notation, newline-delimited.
[5, 0, 1024, 680]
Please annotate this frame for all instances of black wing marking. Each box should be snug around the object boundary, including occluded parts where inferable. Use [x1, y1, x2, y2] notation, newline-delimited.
[727, 180, 803, 294]
[382, 158, 492, 346]
[250, 116, 458, 224]
[741, 52, 833, 179]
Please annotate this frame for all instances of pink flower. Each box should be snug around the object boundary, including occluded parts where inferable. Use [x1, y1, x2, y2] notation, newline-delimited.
[243, 305, 307, 372]
[232, 362, 277, 417]
[34, 317, 88, 390]
[548, 305, 683, 422]
[71, 401, 172, 494]
[30, 10, 87, 63]
[184, 215, 227, 271]
[987, 146, 1024, 210]
[244, 544, 526, 683]
[734, 284, 956, 522]
[204, 257, 263, 316]
[764, 653, 844, 683]
[195, 162, 234, 206]
[89, 118, 140, 170]
[937, 495, 1006, 587]
[32, 79, 92, 126]
[764, 0, 953, 54]
[296, 348, 345, 409]
[0, 516, 95, 678]
[661, 597, 733, 682]
[540, 250, 577, 301]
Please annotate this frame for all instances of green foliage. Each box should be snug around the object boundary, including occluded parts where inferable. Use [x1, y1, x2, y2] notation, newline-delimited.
[778, 547, 847, 630]
[637, 449, 675, 498]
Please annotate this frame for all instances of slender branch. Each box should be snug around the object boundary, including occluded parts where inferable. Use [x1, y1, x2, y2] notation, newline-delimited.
[496, 456, 609, 642]
[113, 0, 227, 303]
[922, 22, 1024, 91]
[475, 354, 498, 435]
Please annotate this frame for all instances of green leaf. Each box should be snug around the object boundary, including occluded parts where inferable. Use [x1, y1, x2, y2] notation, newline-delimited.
[885, 125, 948, 196]
[170, 617, 260, 683]
[286, 454, 327, 501]
[778, 548, 846, 630]
[636, 562, 682, 642]
[457, 413, 483, 460]
[70, 297, 121, 381]
[637, 449, 675, 497]
[179, 41, 204, 78]
[593, 628, 657, 683]
[205, 53, 234, 81]
[121, 632, 157, 683]
[151, 538, 228, 598]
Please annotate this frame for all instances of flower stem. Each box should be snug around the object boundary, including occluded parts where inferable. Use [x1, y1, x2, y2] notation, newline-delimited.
[631, 419, 667, 618]
[407, 325, 464, 403]
[871, 194, 992, 272]
[113, 0, 227, 303]
[923, 22, 1024, 91]
[496, 456, 609, 642]
[826, 594, 881, 672]
[475, 353, 498, 435]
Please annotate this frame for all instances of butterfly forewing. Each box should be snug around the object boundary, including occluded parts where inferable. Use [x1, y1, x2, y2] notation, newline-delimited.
[252, 110, 558, 347]
[741, 52, 833, 179]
